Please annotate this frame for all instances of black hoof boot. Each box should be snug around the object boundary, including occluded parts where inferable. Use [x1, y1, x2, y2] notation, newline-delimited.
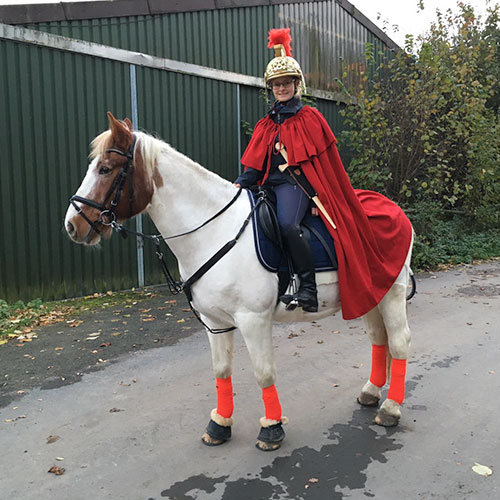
[201, 419, 231, 446]
[256, 423, 285, 451]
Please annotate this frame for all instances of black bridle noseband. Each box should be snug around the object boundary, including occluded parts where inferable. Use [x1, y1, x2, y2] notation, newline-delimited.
[70, 134, 137, 238]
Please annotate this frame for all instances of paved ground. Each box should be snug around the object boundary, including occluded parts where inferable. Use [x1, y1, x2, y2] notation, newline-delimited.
[0, 261, 499, 500]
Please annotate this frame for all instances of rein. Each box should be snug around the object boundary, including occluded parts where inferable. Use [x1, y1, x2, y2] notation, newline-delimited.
[69, 140, 259, 334]
[108, 186, 258, 335]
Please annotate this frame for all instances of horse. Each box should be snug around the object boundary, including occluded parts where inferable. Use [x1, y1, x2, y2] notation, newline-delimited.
[65, 112, 413, 451]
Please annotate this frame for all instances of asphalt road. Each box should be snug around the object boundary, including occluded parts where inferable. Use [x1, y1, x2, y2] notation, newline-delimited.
[0, 261, 499, 500]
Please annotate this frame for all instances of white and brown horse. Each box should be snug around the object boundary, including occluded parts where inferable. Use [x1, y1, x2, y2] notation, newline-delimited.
[65, 113, 413, 450]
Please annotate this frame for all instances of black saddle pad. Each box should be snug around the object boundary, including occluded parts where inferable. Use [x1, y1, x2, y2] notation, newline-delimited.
[247, 189, 338, 273]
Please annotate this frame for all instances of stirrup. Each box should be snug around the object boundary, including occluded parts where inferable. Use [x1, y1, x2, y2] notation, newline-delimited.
[279, 294, 299, 311]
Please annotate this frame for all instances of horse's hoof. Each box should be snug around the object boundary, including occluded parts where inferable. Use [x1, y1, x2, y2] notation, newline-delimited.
[256, 439, 282, 451]
[358, 381, 382, 407]
[201, 432, 227, 446]
[255, 421, 285, 451]
[357, 394, 380, 407]
[202, 416, 232, 446]
[375, 400, 401, 427]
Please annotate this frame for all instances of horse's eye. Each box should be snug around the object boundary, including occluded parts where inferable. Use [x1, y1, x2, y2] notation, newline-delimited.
[99, 166, 112, 175]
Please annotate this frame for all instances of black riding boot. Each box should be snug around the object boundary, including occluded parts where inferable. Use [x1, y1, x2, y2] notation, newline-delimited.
[280, 225, 318, 313]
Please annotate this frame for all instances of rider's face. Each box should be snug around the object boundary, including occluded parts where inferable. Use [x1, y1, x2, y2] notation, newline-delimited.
[271, 77, 297, 102]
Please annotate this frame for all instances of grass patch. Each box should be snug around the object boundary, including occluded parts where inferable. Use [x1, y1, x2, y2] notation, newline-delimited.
[0, 289, 155, 342]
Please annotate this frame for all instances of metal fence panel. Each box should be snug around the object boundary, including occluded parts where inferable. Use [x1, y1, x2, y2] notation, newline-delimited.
[25, 5, 280, 79]
[134, 67, 242, 285]
[279, 1, 391, 93]
[0, 39, 137, 302]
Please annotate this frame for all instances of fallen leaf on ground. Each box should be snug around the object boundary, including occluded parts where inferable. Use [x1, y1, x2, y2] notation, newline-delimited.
[308, 478, 319, 483]
[67, 319, 83, 327]
[100, 342, 112, 347]
[48, 466, 65, 475]
[177, 319, 186, 323]
[472, 463, 493, 477]
[109, 408, 124, 413]
[47, 435, 60, 444]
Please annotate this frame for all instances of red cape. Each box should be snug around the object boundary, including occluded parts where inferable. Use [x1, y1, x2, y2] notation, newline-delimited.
[241, 106, 413, 319]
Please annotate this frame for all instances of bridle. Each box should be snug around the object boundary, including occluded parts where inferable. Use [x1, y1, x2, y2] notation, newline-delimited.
[69, 134, 137, 237]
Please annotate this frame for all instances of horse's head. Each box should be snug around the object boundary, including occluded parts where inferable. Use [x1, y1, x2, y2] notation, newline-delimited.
[65, 112, 154, 245]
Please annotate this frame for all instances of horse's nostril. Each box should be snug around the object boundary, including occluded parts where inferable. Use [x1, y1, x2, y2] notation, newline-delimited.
[66, 221, 75, 235]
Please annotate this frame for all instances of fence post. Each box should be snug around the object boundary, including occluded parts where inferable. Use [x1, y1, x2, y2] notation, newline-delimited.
[130, 64, 145, 288]
[236, 83, 242, 175]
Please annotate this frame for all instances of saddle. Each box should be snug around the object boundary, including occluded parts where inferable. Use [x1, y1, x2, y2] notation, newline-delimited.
[247, 187, 338, 297]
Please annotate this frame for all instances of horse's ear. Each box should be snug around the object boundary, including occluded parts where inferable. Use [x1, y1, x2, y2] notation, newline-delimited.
[122, 117, 133, 131]
[107, 111, 132, 150]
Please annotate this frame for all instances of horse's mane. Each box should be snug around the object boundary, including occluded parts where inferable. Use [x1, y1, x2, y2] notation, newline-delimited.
[90, 130, 165, 171]
[90, 129, 230, 187]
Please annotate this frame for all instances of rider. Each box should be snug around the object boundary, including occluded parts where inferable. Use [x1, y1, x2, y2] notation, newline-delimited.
[235, 28, 413, 321]
[234, 29, 318, 312]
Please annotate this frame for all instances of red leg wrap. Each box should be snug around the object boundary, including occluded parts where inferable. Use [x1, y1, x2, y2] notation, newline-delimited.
[387, 359, 407, 405]
[216, 377, 233, 418]
[369, 344, 387, 388]
[262, 384, 282, 421]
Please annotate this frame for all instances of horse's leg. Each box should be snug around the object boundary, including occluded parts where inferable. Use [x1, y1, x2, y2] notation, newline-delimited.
[201, 330, 235, 446]
[375, 282, 411, 427]
[237, 313, 287, 451]
[358, 307, 389, 407]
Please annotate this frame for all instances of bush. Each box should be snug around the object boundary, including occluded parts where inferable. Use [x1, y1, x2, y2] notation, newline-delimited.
[340, 2, 500, 227]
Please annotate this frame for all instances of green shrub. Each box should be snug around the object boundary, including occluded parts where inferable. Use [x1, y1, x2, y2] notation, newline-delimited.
[340, 3, 500, 229]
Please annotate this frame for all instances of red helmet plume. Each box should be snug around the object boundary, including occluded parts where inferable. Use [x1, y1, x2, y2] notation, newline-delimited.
[267, 28, 292, 57]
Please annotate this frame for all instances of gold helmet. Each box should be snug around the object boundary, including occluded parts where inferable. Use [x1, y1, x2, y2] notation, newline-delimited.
[264, 28, 306, 95]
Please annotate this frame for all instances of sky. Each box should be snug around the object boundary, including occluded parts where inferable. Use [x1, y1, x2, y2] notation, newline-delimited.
[351, 0, 494, 46]
[0, 0, 495, 48]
